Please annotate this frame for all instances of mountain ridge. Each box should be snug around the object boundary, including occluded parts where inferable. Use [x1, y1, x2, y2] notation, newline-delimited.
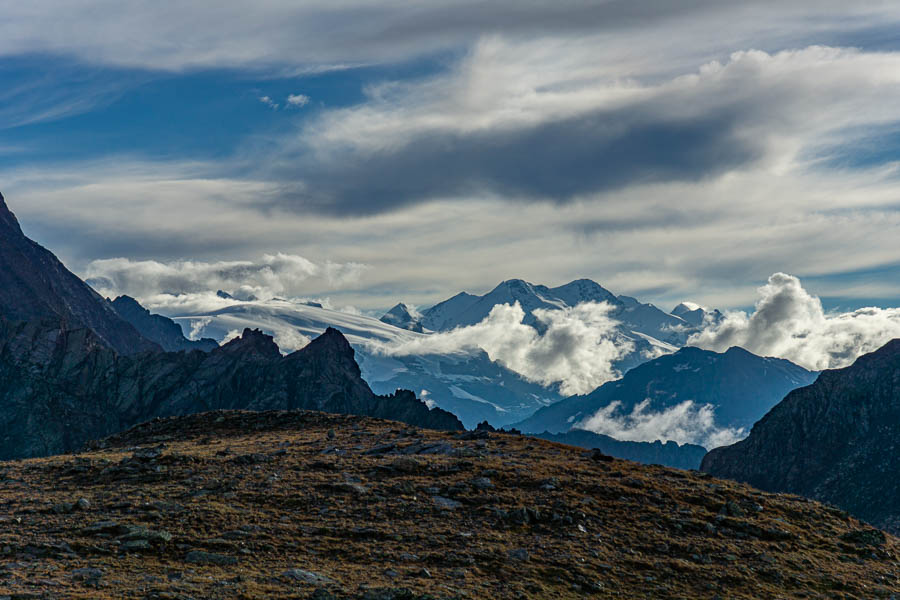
[110, 295, 219, 352]
[513, 344, 817, 441]
[702, 338, 900, 533]
[0, 193, 160, 356]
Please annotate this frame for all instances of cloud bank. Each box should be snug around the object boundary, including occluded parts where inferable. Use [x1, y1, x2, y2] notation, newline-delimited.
[264, 44, 900, 215]
[689, 273, 900, 370]
[85, 254, 367, 302]
[373, 301, 633, 396]
[577, 399, 745, 449]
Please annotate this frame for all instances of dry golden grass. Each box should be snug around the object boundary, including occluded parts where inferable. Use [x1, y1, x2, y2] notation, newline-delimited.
[0, 410, 897, 599]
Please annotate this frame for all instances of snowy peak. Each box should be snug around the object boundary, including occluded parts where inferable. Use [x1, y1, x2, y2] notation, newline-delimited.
[380, 303, 425, 333]
[550, 279, 617, 306]
[671, 302, 723, 327]
[421, 277, 708, 347]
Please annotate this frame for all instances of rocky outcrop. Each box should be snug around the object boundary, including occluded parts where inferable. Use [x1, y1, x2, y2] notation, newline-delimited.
[110, 295, 218, 352]
[531, 429, 708, 470]
[702, 339, 900, 533]
[0, 320, 462, 460]
[0, 193, 159, 355]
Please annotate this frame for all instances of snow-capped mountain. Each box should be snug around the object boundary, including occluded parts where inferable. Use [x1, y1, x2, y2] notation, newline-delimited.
[379, 303, 425, 333]
[171, 299, 561, 428]
[422, 278, 716, 347]
[671, 301, 723, 327]
[161, 278, 723, 429]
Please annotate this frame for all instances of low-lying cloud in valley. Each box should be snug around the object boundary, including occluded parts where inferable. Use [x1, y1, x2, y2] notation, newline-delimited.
[577, 400, 746, 450]
[689, 273, 900, 371]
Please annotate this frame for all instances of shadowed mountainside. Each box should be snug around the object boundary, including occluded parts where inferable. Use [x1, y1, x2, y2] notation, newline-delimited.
[0, 192, 159, 355]
[530, 429, 708, 470]
[0, 320, 461, 460]
[110, 295, 219, 352]
[702, 339, 900, 534]
[514, 346, 817, 438]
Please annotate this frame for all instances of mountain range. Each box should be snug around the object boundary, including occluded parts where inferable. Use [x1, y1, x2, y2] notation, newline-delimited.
[514, 345, 818, 441]
[0, 193, 460, 460]
[165, 299, 563, 428]
[164, 277, 725, 430]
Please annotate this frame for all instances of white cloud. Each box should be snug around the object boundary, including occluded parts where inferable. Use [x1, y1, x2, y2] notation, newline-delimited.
[286, 93, 310, 107]
[85, 253, 368, 302]
[577, 399, 745, 449]
[259, 95, 278, 109]
[372, 301, 632, 395]
[689, 273, 900, 370]
[188, 317, 213, 341]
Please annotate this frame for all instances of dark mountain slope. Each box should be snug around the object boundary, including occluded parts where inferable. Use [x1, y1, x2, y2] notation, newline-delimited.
[110, 295, 218, 352]
[529, 429, 708, 470]
[515, 346, 817, 437]
[702, 339, 900, 533]
[0, 193, 159, 355]
[0, 319, 461, 460]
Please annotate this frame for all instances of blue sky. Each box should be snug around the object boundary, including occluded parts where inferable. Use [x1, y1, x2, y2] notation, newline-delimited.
[2, 1, 900, 315]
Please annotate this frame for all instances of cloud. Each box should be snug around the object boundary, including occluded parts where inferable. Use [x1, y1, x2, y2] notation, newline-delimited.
[1, 2, 898, 73]
[372, 301, 633, 395]
[286, 94, 310, 107]
[259, 95, 279, 109]
[261, 43, 900, 215]
[577, 399, 745, 449]
[84, 253, 368, 302]
[689, 273, 900, 370]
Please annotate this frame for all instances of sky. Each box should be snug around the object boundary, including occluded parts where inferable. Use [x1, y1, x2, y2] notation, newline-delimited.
[3, 1, 900, 314]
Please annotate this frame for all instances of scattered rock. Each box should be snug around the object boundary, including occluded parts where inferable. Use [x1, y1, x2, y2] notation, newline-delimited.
[282, 568, 334, 585]
[507, 548, 529, 561]
[432, 496, 462, 510]
[841, 529, 886, 547]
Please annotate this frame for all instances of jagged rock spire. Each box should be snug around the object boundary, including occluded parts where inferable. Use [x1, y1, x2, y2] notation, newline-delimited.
[0, 192, 23, 234]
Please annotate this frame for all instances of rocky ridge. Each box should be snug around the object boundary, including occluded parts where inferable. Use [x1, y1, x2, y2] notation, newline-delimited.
[110, 295, 219, 352]
[0, 320, 461, 460]
[702, 338, 900, 534]
[0, 193, 159, 355]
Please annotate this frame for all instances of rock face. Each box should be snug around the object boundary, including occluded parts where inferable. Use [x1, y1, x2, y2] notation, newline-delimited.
[0, 321, 462, 459]
[702, 339, 900, 533]
[110, 295, 218, 352]
[530, 430, 708, 470]
[2, 409, 898, 599]
[514, 345, 817, 438]
[0, 193, 159, 355]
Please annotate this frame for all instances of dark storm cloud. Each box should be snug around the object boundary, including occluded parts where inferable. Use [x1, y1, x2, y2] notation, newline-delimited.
[269, 106, 760, 215]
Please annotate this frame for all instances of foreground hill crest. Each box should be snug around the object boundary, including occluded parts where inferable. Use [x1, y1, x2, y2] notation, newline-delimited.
[1, 409, 896, 599]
